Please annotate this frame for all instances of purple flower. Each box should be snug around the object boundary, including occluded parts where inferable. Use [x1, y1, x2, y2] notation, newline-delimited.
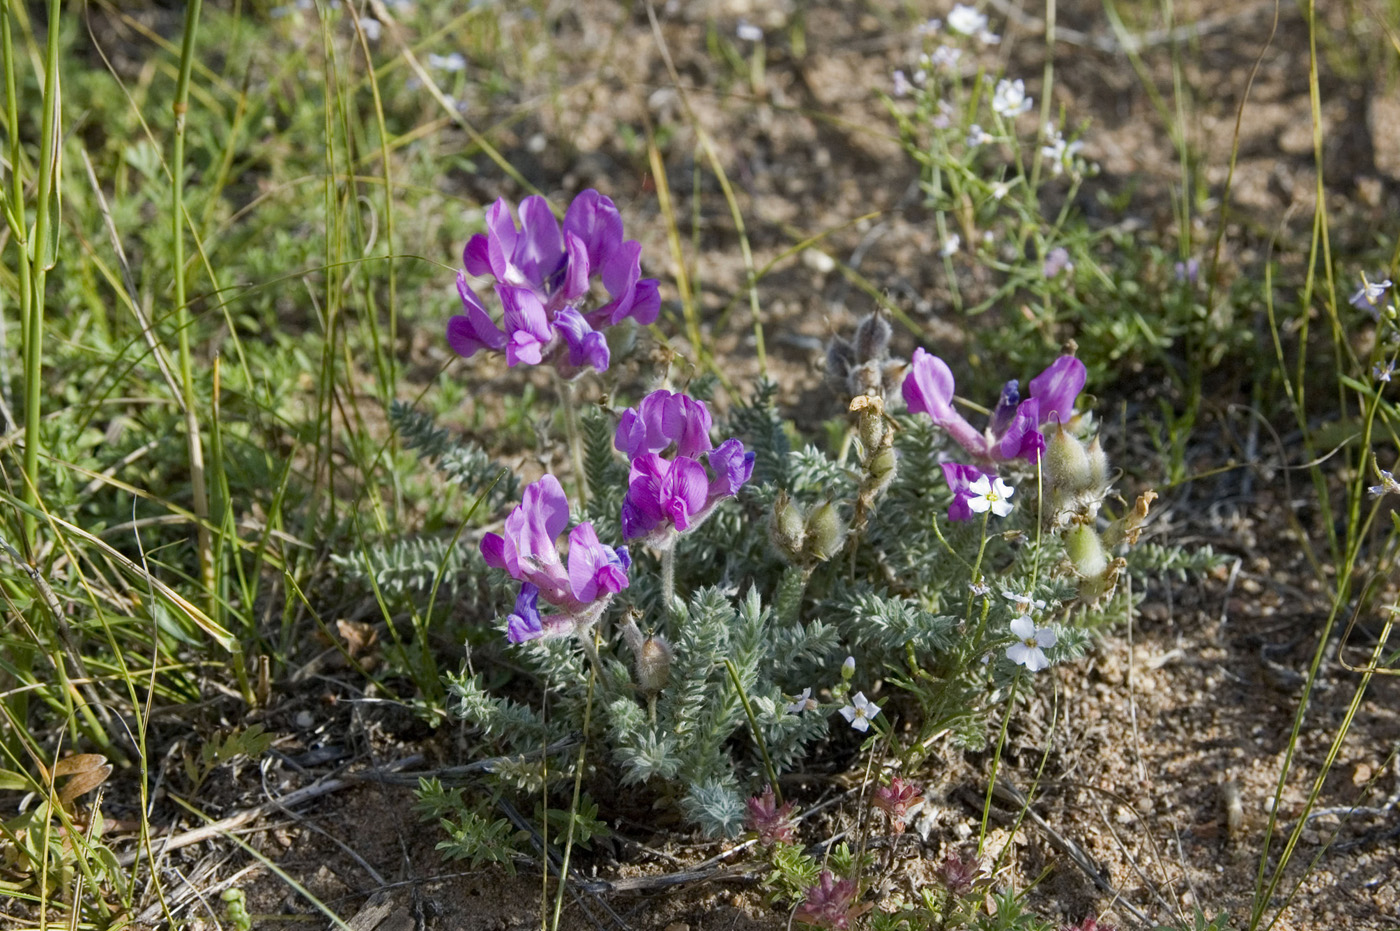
[614, 389, 713, 460]
[615, 390, 755, 543]
[903, 349, 1085, 464]
[448, 189, 661, 376]
[481, 475, 630, 641]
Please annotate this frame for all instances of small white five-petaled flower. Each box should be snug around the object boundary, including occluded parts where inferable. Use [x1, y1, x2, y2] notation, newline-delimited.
[839, 692, 882, 732]
[1006, 615, 1057, 671]
[946, 4, 987, 35]
[786, 688, 817, 714]
[991, 78, 1033, 117]
[1374, 360, 1394, 384]
[967, 475, 1014, 517]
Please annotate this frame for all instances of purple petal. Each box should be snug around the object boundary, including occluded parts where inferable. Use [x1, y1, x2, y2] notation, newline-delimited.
[621, 454, 671, 539]
[615, 408, 647, 459]
[560, 231, 591, 302]
[627, 278, 661, 326]
[563, 189, 624, 272]
[665, 393, 713, 459]
[598, 239, 642, 323]
[620, 494, 658, 540]
[506, 583, 543, 643]
[567, 522, 630, 603]
[463, 234, 492, 278]
[988, 379, 1020, 438]
[480, 533, 508, 570]
[707, 438, 755, 498]
[447, 274, 506, 358]
[498, 285, 552, 367]
[997, 399, 1044, 462]
[941, 462, 988, 523]
[482, 199, 519, 282]
[661, 458, 710, 531]
[1028, 356, 1086, 426]
[511, 196, 564, 289]
[903, 349, 989, 458]
[553, 307, 610, 372]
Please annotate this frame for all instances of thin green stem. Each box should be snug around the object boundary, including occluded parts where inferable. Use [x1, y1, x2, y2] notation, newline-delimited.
[556, 374, 587, 508]
[978, 677, 1018, 855]
[172, 0, 214, 604]
[21, 0, 61, 551]
[724, 658, 781, 803]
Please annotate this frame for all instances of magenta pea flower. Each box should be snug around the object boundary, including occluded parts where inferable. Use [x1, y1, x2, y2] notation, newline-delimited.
[615, 390, 755, 543]
[902, 349, 1085, 465]
[480, 474, 630, 642]
[448, 189, 661, 376]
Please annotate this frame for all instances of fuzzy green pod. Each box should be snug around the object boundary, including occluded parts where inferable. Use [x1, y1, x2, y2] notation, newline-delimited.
[769, 490, 806, 562]
[802, 501, 846, 564]
[1045, 422, 1093, 496]
[1063, 522, 1107, 579]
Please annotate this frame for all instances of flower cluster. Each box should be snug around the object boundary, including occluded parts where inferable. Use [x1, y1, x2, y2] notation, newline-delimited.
[745, 786, 796, 846]
[793, 870, 862, 930]
[480, 475, 630, 642]
[448, 189, 660, 376]
[872, 776, 924, 834]
[615, 389, 755, 543]
[903, 350, 1085, 521]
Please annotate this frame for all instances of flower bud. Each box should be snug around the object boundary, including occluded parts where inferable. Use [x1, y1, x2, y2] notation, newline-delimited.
[802, 501, 847, 564]
[635, 635, 674, 695]
[769, 490, 806, 562]
[858, 405, 885, 451]
[841, 655, 856, 680]
[1063, 522, 1107, 579]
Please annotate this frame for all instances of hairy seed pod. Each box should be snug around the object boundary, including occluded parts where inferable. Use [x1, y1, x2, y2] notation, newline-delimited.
[1086, 435, 1110, 492]
[769, 490, 806, 563]
[802, 501, 847, 564]
[635, 635, 674, 695]
[1063, 522, 1107, 579]
[1045, 421, 1093, 496]
[853, 313, 892, 364]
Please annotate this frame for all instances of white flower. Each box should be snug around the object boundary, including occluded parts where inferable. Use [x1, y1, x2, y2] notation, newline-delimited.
[969, 580, 991, 597]
[1350, 276, 1393, 311]
[839, 692, 882, 732]
[893, 70, 913, 97]
[967, 475, 1014, 517]
[736, 20, 764, 42]
[990, 180, 1012, 200]
[927, 45, 962, 70]
[941, 233, 961, 257]
[947, 4, 988, 36]
[1369, 469, 1400, 497]
[1375, 361, 1395, 383]
[991, 79, 1032, 117]
[916, 18, 942, 36]
[360, 17, 382, 41]
[1006, 615, 1057, 671]
[1040, 128, 1084, 176]
[1043, 246, 1073, 278]
[786, 687, 817, 714]
[428, 52, 467, 73]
